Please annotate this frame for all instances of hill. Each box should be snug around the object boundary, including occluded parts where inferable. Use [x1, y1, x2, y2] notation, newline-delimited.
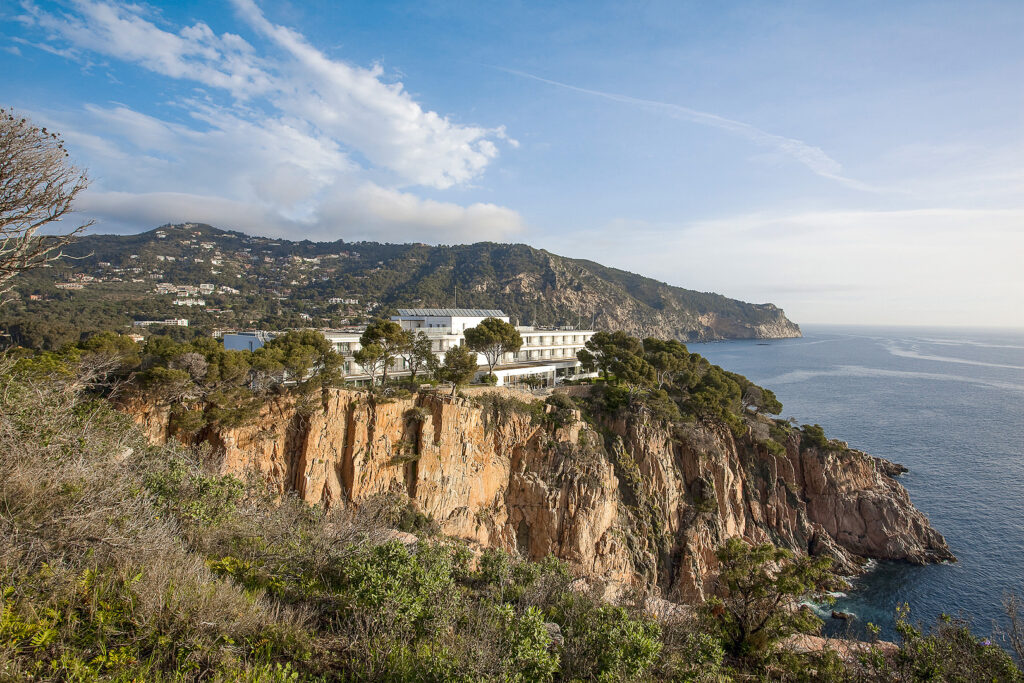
[2, 223, 800, 348]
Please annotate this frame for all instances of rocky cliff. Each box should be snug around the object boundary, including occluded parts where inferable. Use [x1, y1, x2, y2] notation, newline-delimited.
[545, 254, 802, 341]
[125, 388, 950, 600]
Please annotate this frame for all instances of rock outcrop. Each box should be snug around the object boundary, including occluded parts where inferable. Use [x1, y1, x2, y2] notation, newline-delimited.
[123, 389, 952, 600]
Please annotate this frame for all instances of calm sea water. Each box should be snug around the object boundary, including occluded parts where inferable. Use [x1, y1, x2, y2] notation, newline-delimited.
[689, 325, 1024, 641]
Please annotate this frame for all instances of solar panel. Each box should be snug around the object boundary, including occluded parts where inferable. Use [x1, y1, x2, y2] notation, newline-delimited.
[395, 308, 507, 317]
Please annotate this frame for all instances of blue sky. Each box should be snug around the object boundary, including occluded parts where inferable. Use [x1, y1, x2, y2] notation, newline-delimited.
[3, 0, 1023, 326]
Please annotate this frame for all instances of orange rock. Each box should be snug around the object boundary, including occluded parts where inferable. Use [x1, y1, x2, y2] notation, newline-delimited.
[122, 389, 953, 597]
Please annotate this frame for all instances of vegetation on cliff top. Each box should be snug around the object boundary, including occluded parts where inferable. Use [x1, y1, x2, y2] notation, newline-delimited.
[8, 325, 790, 442]
[573, 330, 784, 435]
[2, 357, 1022, 681]
[7, 325, 855, 463]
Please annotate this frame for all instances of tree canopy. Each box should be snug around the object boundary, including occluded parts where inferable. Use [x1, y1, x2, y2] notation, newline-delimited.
[402, 330, 436, 382]
[572, 330, 786, 438]
[436, 344, 478, 395]
[705, 538, 841, 658]
[359, 318, 410, 384]
[463, 317, 523, 378]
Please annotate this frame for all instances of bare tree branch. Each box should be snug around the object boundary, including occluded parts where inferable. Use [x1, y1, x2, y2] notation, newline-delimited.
[0, 108, 92, 303]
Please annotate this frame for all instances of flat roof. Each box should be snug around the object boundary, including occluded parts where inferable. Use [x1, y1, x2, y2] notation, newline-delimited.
[395, 308, 506, 317]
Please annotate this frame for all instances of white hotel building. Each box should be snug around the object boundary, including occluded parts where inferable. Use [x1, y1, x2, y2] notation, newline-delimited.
[223, 308, 596, 387]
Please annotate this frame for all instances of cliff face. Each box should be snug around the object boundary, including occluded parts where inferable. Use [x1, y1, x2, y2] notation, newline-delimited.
[124, 389, 950, 599]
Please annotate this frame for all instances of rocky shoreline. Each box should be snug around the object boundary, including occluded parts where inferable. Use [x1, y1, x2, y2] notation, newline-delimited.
[124, 387, 952, 601]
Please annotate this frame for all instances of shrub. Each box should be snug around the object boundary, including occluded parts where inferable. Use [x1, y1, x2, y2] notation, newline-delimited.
[552, 593, 663, 681]
[704, 538, 842, 659]
[866, 605, 1024, 682]
[758, 437, 787, 457]
[334, 541, 462, 637]
[138, 365, 194, 400]
[405, 405, 432, 423]
[588, 383, 631, 415]
[546, 393, 576, 411]
[395, 504, 440, 537]
[0, 362, 309, 680]
[473, 549, 572, 607]
[492, 604, 558, 682]
[800, 423, 830, 449]
[769, 420, 793, 444]
[642, 388, 681, 423]
[205, 387, 263, 427]
[144, 456, 245, 529]
[169, 403, 206, 435]
[475, 392, 546, 428]
[3, 359, 1022, 682]
[656, 626, 726, 683]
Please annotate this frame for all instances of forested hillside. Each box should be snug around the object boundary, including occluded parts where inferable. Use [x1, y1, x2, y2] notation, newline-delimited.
[2, 223, 799, 349]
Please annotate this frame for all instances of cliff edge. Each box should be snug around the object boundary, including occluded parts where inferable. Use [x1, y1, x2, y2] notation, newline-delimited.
[125, 388, 950, 599]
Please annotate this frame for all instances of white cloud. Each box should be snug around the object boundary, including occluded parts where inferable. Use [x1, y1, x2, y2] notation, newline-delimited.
[22, 0, 273, 98]
[77, 191, 288, 236]
[317, 184, 525, 243]
[541, 208, 1024, 327]
[21, 0, 510, 189]
[15, 0, 521, 242]
[230, 0, 507, 189]
[37, 102, 523, 242]
[77, 187, 523, 243]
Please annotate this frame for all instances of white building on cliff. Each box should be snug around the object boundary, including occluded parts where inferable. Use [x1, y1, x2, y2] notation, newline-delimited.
[223, 308, 596, 387]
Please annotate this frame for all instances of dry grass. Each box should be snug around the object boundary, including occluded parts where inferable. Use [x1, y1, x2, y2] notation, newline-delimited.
[0, 360, 309, 680]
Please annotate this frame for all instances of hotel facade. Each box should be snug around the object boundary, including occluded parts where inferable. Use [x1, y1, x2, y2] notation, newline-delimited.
[223, 308, 597, 387]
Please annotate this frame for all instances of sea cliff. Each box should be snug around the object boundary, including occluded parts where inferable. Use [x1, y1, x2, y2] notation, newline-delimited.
[125, 388, 951, 599]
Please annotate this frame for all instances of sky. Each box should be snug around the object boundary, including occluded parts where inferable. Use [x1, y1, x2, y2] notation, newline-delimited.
[3, 0, 1023, 327]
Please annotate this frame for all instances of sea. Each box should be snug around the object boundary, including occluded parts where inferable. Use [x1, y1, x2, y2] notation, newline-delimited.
[688, 325, 1024, 642]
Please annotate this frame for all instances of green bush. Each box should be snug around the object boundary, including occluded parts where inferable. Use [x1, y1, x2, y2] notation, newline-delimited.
[642, 388, 681, 423]
[656, 629, 726, 682]
[552, 593, 663, 681]
[334, 541, 463, 636]
[493, 604, 558, 682]
[144, 457, 245, 528]
[769, 420, 793, 444]
[800, 423, 830, 449]
[875, 605, 1024, 682]
[475, 392, 547, 428]
[169, 403, 206, 435]
[589, 383, 631, 414]
[395, 504, 441, 536]
[205, 387, 263, 427]
[758, 437, 787, 457]
[545, 393, 576, 411]
[703, 538, 841, 658]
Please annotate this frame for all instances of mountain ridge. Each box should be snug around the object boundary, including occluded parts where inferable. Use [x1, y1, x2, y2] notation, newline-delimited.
[5, 222, 800, 346]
